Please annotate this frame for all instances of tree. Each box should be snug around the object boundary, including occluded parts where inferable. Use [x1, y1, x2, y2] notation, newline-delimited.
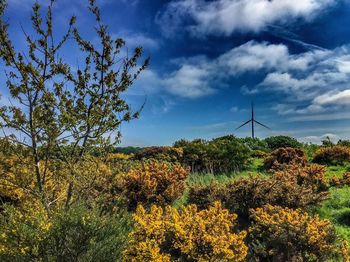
[0, 0, 148, 210]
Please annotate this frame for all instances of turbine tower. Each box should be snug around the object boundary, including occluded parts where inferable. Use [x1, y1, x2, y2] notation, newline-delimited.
[235, 102, 269, 138]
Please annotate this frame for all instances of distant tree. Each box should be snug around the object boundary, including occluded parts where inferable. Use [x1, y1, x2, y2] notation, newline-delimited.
[114, 146, 143, 155]
[264, 135, 302, 150]
[322, 136, 335, 147]
[0, 0, 148, 210]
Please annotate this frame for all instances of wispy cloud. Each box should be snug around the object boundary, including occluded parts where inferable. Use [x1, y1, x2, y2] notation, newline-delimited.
[156, 0, 337, 37]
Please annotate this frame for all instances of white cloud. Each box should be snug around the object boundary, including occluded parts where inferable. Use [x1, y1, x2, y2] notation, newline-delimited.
[164, 64, 215, 98]
[300, 133, 338, 144]
[157, 0, 336, 37]
[133, 41, 350, 102]
[115, 32, 159, 51]
[313, 89, 350, 106]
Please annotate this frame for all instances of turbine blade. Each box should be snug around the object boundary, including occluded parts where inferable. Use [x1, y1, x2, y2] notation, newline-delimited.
[235, 119, 252, 130]
[254, 120, 270, 129]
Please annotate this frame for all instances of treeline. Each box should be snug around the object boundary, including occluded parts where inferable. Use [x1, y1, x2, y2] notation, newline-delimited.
[130, 135, 303, 174]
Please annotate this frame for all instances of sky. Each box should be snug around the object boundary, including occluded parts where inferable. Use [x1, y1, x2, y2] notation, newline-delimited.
[2, 0, 350, 146]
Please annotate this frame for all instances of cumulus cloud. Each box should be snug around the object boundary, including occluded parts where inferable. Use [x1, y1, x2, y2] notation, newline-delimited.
[133, 40, 350, 102]
[164, 64, 215, 98]
[157, 0, 337, 37]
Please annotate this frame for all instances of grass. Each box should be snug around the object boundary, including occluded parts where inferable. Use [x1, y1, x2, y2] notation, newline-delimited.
[186, 157, 267, 187]
[325, 164, 350, 178]
[317, 186, 350, 243]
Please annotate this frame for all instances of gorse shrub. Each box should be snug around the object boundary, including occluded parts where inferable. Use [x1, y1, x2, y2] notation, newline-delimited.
[249, 205, 338, 261]
[133, 146, 183, 163]
[187, 165, 328, 224]
[119, 161, 189, 210]
[263, 147, 308, 171]
[123, 202, 248, 262]
[313, 145, 350, 165]
[330, 172, 350, 187]
[264, 135, 302, 150]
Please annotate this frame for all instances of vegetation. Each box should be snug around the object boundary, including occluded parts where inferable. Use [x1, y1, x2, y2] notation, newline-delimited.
[265, 135, 302, 150]
[124, 202, 248, 261]
[174, 135, 251, 174]
[0, 1, 350, 261]
[249, 205, 338, 261]
[118, 161, 189, 210]
[313, 145, 350, 166]
[263, 147, 307, 171]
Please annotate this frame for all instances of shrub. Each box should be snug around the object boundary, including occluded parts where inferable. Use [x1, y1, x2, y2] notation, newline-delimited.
[263, 147, 308, 171]
[313, 145, 350, 165]
[239, 137, 269, 152]
[133, 146, 183, 163]
[0, 204, 131, 261]
[118, 161, 189, 210]
[175, 136, 251, 174]
[249, 205, 338, 261]
[264, 135, 302, 150]
[123, 202, 248, 262]
[188, 166, 328, 224]
[330, 172, 350, 187]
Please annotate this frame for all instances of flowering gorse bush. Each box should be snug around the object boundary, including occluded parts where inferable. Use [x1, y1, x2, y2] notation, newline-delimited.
[133, 146, 184, 163]
[249, 205, 338, 261]
[119, 161, 189, 210]
[123, 202, 248, 262]
[313, 145, 350, 165]
[188, 165, 328, 223]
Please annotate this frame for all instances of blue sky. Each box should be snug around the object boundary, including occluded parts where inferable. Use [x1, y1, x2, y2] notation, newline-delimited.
[3, 0, 350, 146]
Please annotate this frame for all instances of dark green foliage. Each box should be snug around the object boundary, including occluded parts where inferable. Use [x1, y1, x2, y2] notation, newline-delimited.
[174, 135, 251, 174]
[264, 135, 302, 150]
[239, 137, 269, 152]
[337, 140, 350, 147]
[0, 204, 131, 261]
[114, 146, 143, 155]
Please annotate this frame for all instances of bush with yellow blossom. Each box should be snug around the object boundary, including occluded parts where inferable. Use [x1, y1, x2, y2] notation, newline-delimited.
[119, 161, 189, 210]
[249, 205, 338, 261]
[123, 202, 248, 262]
[0, 203, 131, 261]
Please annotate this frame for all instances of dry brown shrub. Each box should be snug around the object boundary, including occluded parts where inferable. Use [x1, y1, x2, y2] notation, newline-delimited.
[313, 145, 350, 165]
[264, 147, 308, 171]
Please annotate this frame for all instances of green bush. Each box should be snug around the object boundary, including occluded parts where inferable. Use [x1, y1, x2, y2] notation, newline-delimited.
[264, 135, 302, 150]
[239, 137, 269, 152]
[175, 135, 250, 174]
[0, 204, 131, 261]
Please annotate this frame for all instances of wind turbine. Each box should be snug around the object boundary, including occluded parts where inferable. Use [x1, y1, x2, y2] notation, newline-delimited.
[235, 102, 270, 139]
